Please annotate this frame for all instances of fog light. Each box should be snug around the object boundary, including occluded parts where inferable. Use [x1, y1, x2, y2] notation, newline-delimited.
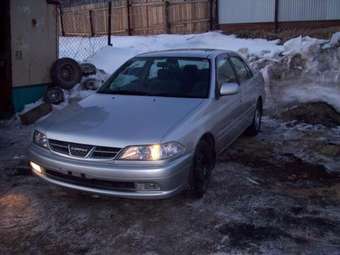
[136, 182, 160, 191]
[30, 161, 43, 174]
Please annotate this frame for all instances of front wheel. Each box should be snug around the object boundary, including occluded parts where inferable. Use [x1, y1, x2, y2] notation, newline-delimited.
[245, 100, 263, 137]
[189, 140, 215, 198]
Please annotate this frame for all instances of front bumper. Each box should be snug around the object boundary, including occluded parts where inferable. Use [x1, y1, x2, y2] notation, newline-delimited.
[29, 144, 192, 199]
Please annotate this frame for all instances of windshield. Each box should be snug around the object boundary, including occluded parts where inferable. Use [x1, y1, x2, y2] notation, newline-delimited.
[98, 57, 211, 98]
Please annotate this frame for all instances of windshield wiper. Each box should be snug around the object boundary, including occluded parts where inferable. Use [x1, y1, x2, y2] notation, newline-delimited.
[99, 90, 151, 96]
[149, 92, 198, 98]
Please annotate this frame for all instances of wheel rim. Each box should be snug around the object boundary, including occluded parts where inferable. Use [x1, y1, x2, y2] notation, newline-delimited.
[61, 64, 74, 81]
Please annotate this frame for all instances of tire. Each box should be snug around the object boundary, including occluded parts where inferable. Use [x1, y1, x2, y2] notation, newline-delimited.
[81, 78, 101, 90]
[44, 86, 64, 105]
[189, 139, 215, 198]
[80, 63, 97, 76]
[245, 99, 263, 137]
[51, 58, 82, 90]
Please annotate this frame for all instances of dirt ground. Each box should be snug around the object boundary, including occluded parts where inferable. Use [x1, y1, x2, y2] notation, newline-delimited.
[0, 112, 340, 254]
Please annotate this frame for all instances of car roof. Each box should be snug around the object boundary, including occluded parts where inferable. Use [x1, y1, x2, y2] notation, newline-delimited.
[136, 49, 238, 59]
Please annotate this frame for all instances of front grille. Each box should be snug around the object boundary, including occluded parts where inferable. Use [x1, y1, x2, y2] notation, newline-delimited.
[49, 139, 69, 154]
[92, 146, 121, 159]
[48, 139, 121, 159]
[45, 169, 136, 192]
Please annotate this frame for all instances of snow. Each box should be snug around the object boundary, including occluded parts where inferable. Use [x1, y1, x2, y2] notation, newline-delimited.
[19, 31, 340, 122]
[86, 32, 283, 73]
[330, 32, 340, 47]
[87, 47, 140, 74]
[19, 99, 44, 115]
[279, 83, 340, 113]
[283, 36, 326, 55]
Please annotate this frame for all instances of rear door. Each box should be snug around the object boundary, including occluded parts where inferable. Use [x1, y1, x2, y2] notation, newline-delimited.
[229, 56, 255, 124]
[213, 54, 242, 151]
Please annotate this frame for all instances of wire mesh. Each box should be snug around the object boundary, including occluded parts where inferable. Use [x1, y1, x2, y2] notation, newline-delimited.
[59, 36, 108, 62]
[58, 0, 111, 62]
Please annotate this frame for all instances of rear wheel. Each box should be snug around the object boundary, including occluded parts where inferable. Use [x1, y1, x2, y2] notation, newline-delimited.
[245, 99, 263, 136]
[189, 139, 215, 198]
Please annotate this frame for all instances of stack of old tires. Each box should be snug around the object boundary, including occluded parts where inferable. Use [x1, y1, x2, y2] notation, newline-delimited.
[44, 58, 99, 105]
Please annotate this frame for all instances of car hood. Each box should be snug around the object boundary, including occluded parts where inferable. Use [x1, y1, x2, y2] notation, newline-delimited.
[38, 94, 204, 148]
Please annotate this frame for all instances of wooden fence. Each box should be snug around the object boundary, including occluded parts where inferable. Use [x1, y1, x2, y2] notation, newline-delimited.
[59, 0, 217, 36]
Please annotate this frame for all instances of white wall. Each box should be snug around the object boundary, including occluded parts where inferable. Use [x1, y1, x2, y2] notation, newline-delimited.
[279, 0, 340, 21]
[218, 0, 340, 24]
[219, 0, 275, 24]
[11, 0, 58, 87]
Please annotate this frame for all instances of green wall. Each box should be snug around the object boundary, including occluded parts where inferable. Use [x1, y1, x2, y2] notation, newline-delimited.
[11, 84, 49, 112]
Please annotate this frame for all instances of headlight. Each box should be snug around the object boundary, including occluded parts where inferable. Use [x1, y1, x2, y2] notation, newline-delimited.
[118, 142, 185, 161]
[33, 130, 48, 149]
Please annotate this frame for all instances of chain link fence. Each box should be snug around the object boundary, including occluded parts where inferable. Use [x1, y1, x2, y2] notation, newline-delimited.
[58, 0, 217, 62]
[58, 35, 108, 62]
[58, 0, 111, 62]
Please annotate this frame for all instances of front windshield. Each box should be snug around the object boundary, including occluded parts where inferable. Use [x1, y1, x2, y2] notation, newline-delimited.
[98, 57, 211, 98]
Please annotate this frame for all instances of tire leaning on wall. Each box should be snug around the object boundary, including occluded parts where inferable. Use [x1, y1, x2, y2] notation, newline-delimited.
[50, 58, 82, 90]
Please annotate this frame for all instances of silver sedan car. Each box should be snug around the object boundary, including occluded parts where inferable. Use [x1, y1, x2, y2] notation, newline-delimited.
[29, 49, 265, 199]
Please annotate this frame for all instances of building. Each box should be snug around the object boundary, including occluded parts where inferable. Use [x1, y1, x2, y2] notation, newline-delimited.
[0, 0, 58, 118]
[218, 0, 340, 31]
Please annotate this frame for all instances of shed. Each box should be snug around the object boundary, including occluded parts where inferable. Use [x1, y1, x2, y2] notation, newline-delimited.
[218, 0, 340, 31]
[0, 0, 58, 118]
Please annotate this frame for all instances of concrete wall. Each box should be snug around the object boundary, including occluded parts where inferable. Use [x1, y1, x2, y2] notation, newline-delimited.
[10, 0, 58, 88]
[218, 0, 340, 24]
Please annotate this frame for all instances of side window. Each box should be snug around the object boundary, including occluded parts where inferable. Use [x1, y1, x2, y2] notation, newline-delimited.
[229, 57, 252, 82]
[216, 57, 237, 85]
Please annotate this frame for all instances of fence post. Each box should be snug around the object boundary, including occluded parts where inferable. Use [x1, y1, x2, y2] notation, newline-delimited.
[214, 0, 219, 30]
[108, 1, 112, 46]
[209, 0, 213, 31]
[274, 0, 279, 33]
[89, 10, 95, 36]
[126, 0, 132, 35]
[164, 0, 170, 34]
[59, 6, 65, 36]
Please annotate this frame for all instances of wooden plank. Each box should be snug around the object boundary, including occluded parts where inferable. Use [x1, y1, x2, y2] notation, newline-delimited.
[19, 103, 52, 126]
[59, 0, 211, 37]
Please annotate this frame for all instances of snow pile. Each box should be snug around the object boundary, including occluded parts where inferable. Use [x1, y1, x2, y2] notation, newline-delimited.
[330, 32, 340, 47]
[251, 34, 340, 114]
[86, 32, 283, 73]
[282, 36, 326, 55]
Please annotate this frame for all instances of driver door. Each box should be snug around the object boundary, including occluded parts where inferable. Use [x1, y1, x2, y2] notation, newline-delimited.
[213, 54, 242, 152]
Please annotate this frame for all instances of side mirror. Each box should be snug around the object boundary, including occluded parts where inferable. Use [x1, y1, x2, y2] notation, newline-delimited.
[220, 82, 240, 96]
